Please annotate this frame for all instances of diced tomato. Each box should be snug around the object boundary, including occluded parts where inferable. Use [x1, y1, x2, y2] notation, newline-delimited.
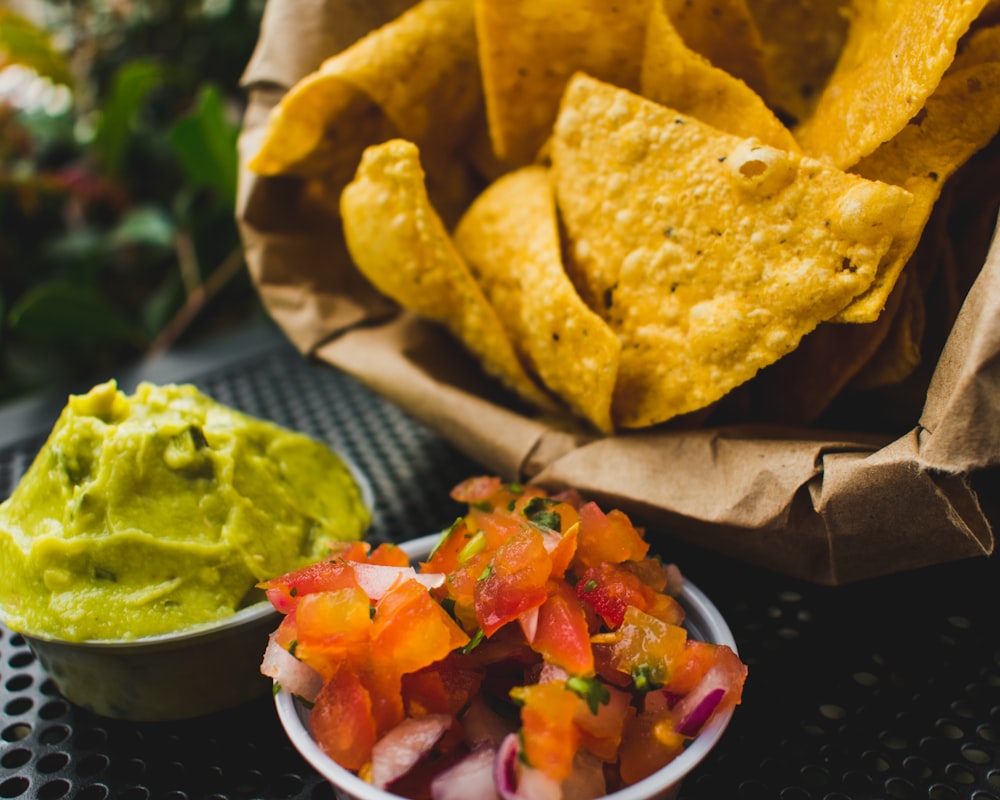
[422, 518, 474, 576]
[546, 522, 578, 579]
[258, 559, 358, 614]
[474, 528, 551, 637]
[573, 682, 631, 762]
[530, 581, 594, 677]
[663, 640, 747, 710]
[576, 561, 657, 628]
[365, 542, 412, 567]
[373, 579, 470, 676]
[402, 657, 484, 717]
[293, 587, 373, 677]
[608, 607, 688, 689]
[572, 502, 649, 572]
[310, 664, 378, 771]
[510, 681, 581, 783]
[617, 706, 685, 784]
[450, 475, 505, 504]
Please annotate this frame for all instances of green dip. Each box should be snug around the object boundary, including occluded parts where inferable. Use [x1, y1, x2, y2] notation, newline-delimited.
[0, 380, 371, 641]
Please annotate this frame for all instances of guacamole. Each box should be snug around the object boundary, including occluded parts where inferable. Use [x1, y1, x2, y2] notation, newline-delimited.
[0, 381, 371, 642]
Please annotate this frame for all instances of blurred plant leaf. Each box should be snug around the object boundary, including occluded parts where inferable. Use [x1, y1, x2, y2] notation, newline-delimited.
[8, 281, 142, 346]
[168, 83, 238, 209]
[0, 9, 72, 86]
[92, 60, 164, 178]
[111, 205, 176, 249]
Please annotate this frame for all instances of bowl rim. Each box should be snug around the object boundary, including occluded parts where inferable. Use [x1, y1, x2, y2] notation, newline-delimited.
[6, 451, 374, 650]
[274, 531, 740, 800]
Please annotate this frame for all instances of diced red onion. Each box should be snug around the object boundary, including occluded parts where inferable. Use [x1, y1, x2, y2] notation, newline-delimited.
[494, 733, 561, 800]
[673, 665, 731, 737]
[259, 633, 322, 703]
[370, 713, 452, 789]
[518, 606, 539, 643]
[350, 562, 445, 601]
[431, 743, 500, 800]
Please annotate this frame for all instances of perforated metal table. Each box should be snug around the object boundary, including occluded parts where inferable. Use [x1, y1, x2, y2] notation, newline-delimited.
[1, 321, 998, 800]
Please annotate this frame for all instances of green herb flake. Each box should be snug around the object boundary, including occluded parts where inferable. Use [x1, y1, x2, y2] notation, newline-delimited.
[566, 675, 611, 715]
[630, 663, 665, 692]
[523, 496, 561, 530]
[461, 628, 485, 654]
[458, 530, 487, 563]
[581, 579, 598, 593]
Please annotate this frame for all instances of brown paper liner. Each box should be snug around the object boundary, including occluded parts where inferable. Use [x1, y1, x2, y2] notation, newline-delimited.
[236, 0, 997, 584]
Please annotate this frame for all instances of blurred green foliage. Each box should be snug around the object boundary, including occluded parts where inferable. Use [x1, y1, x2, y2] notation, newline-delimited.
[0, 0, 267, 402]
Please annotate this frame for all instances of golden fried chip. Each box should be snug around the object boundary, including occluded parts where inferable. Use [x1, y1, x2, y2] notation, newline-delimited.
[739, 274, 907, 425]
[835, 60, 1000, 322]
[794, 0, 990, 169]
[249, 0, 480, 186]
[453, 167, 621, 433]
[340, 139, 556, 411]
[662, 0, 769, 100]
[952, 23, 1000, 71]
[475, 0, 653, 166]
[641, 1, 799, 152]
[551, 74, 912, 428]
[744, 0, 849, 126]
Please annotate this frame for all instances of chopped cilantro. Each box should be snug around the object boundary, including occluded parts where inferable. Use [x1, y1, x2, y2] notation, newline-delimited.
[630, 663, 665, 692]
[566, 676, 611, 715]
[461, 628, 485, 654]
[523, 496, 561, 530]
[581, 579, 598, 593]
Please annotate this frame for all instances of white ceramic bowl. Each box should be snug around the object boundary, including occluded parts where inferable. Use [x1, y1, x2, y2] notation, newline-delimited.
[275, 533, 739, 800]
[12, 457, 374, 722]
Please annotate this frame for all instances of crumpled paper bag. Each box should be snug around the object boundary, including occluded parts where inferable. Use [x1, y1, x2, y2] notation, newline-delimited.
[236, 0, 998, 584]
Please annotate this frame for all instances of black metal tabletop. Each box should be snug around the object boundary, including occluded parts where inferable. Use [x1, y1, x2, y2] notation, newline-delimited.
[1, 321, 998, 800]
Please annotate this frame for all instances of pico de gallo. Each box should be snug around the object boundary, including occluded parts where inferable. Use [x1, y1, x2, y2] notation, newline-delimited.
[260, 476, 747, 799]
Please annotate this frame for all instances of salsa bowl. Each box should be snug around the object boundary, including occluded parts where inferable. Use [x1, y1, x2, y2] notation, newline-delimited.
[274, 532, 741, 800]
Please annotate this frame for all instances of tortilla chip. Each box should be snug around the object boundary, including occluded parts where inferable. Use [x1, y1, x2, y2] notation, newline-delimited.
[735, 273, 907, 425]
[340, 139, 556, 411]
[835, 60, 1000, 322]
[249, 0, 480, 185]
[475, 0, 653, 166]
[794, 0, 990, 169]
[744, 0, 849, 126]
[453, 167, 621, 433]
[551, 74, 912, 428]
[641, 1, 799, 152]
[661, 0, 770, 100]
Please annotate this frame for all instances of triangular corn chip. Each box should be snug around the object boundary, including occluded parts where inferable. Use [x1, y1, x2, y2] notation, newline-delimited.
[249, 0, 480, 186]
[551, 74, 912, 427]
[744, 0, 849, 125]
[641, 0, 799, 152]
[475, 0, 653, 166]
[454, 167, 621, 433]
[836, 59, 1000, 321]
[794, 0, 990, 169]
[662, 0, 770, 100]
[340, 139, 556, 412]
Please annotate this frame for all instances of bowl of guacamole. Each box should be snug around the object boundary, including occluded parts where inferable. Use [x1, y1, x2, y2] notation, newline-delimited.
[0, 380, 372, 720]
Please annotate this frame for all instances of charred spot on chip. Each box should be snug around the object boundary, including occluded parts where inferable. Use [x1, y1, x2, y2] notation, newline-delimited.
[840, 257, 858, 273]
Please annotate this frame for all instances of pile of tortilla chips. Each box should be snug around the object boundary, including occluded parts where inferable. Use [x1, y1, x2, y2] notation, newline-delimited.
[248, 0, 1000, 435]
